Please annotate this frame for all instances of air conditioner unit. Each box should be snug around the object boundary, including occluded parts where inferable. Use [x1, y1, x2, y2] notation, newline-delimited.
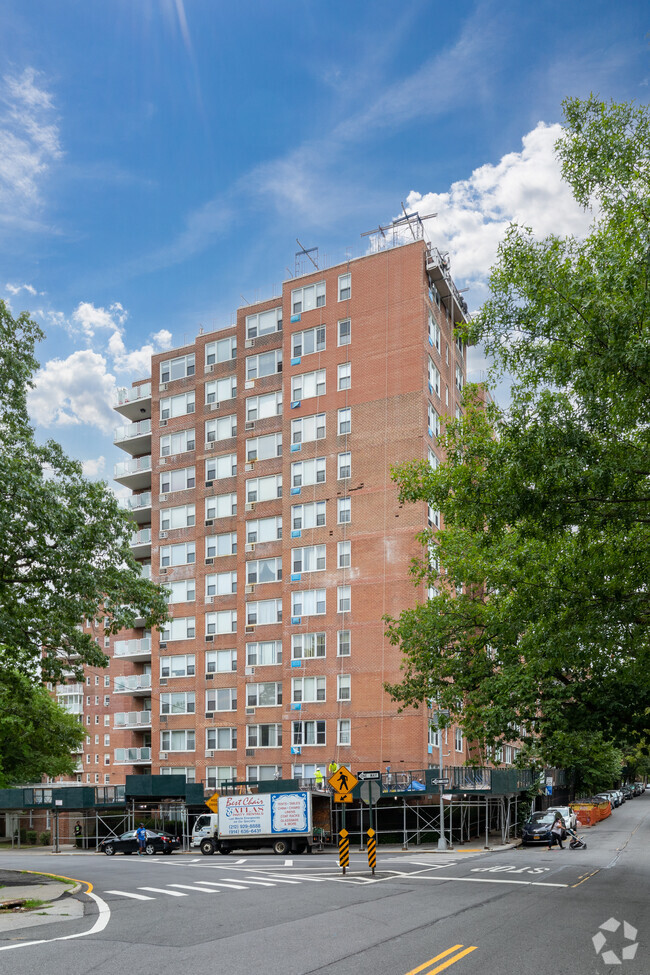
[159, 568, 168, 575]
[210, 402, 220, 411]
[205, 635, 214, 643]
[245, 585, 255, 595]
[158, 531, 168, 539]
[159, 458, 167, 465]
[159, 493, 168, 502]
[245, 502, 255, 512]
[205, 442, 214, 450]
[245, 667, 255, 676]
[159, 642, 167, 649]
[205, 750, 214, 758]
[245, 463, 255, 472]
[206, 364, 214, 373]
[245, 749, 255, 757]
[245, 625, 256, 634]
[245, 707, 255, 715]
[205, 558, 214, 565]
[205, 596, 213, 605]
[205, 712, 214, 719]
[245, 421, 255, 431]
[204, 519, 214, 527]
[205, 480, 214, 488]
[159, 383, 168, 392]
[159, 751, 168, 760]
[245, 543, 256, 553]
[159, 715, 167, 723]
[160, 420, 168, 427]
[245, 380, 255, 389]
[245, 338, 255, 348]
[159, 679, 167, 686]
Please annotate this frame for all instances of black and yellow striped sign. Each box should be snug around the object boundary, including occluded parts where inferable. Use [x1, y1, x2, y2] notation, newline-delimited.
[367, 827, 377, 873]
[339, 828, 350, 870]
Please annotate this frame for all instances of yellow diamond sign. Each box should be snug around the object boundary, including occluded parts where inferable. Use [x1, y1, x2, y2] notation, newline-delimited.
[328, 765, 358, 795]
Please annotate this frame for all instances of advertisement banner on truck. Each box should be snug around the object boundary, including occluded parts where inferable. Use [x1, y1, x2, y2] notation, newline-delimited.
[219, 792, 310, 837]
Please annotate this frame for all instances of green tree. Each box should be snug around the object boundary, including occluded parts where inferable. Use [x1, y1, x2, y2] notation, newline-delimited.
[385, 96, 650, 776]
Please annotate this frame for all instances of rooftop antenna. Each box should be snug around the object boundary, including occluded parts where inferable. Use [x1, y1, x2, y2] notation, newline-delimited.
[295, 239, 319, 277]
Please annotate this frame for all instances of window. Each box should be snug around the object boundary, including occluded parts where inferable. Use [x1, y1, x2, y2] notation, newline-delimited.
[291, 501, 326, 530]
[337, 318, 351, 346]
[160, 542, 195, 567]
[104, 714, 110, 726]
[246, 390, 282, 421]
[455, 728, 464, 752]
[246, 599, 282, 626]
[428, 448, 439, 470]
[246, 640, 282, 666]
[160, 504, 195, 530]
[428, 726, 440, 748]
[291, 280, 325, 314]
[337, 363, 351, 390]
[428, 403, 441, 437]
[161, 616, 195, 641]
[205, 610, 237, 634]
[247, 724, 282, 748]
[205, 335, 236, 365]
[160, 466, 195, 494]
[337, 408, 351, 435]
[160, 692, 195, 715]
[160, 391, 195, 420]
[246, 516, 282, 544]
[246, 306, 282, 339]
[165, 579, 196, 604]
[291, 413, 325, 444]
[292, 545, 325, 573]
[337, 497, 351, 524]
[205, 376, 237, 404]
[159, 765, 196, 782]
[292, 325, 325, 357]
[206, 687, 237, 712]
[206, 766, 237, 789]
[246, 558, 282, 585]
[291, 457, 325, 488]
[247, 682, 282, 707]
[205, 493, 237, 520]
[291, 369, 325, 401]
[104, 675, 110, 687]
[291, 589, 325, 617]
[160, 654, 196, 678]
[104, 734, 110, 746]
[246, 349, 282, 380]
[246, 432, 282, 461]
[338, 273, 351, 301]
[292, 632, 325, 659]
[337, 630, 350, 657]
[446, 385, 449, 406]
[160, 428, 195, 456]
[428, 313, 440, 352]
[206, 727, 237, 750]
[428, 358, 440, 396]
[206, 452, 237, 481]
[455, 363, 464, 392]
[338, 586, 351, 613]
[104, 695, 109, 706]
[337, 674, 351, 701]
[337, 541, 351, 568]
[160, 729, 195, 752]
[206, 532, 237, 558]
[292, 721, 326, 746]
[428, 506, 440, 529]
[337, 719, 351, 746]
[338, 452, 351, 479]
[205, 415, 237, 443]
[205, 571, 237, 596]
[246, 474, 282, 503]
[160, 354, 194, 383]
[205, 649, 237, 673]
[292, 676, 326, 703]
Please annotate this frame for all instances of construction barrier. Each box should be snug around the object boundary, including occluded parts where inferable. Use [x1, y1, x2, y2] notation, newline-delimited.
[573, 800, 611, 828]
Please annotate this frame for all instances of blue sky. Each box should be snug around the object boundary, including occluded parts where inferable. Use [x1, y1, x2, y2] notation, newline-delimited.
[1, 0, 647, 482]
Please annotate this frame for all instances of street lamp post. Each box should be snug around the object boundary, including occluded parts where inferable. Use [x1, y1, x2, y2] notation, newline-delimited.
[429, 707, 449, 850]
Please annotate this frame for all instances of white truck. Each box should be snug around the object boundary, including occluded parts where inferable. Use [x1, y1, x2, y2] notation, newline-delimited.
[192, 791, 329, 855]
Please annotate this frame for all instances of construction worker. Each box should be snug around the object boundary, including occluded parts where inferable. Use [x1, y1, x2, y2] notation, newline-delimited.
[314, 768, 324, 790]
[328, 760, 338, 776]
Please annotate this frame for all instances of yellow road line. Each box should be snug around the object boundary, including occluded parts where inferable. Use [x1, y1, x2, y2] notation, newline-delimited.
[427, 947, 478, 975]
[20, 869, 93, 893]
[406, 945, 478, 975]
[571, 869, 599, 888]
[405, 946, 464, 975]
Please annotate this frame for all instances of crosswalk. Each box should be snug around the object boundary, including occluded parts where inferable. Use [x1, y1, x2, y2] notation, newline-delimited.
[104, 876, 310, 901]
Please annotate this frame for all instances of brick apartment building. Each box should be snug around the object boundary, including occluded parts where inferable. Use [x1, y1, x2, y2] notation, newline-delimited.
[58, 232, 486, 792]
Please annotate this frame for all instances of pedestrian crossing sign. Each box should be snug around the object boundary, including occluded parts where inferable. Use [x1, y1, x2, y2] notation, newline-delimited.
[328, 765, 358, 794]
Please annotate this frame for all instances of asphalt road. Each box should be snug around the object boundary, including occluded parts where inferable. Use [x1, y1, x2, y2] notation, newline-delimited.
[0, 795, 648, 975]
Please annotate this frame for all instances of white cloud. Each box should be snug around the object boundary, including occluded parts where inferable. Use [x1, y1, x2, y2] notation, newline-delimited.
[5, 282, 38, 295]
[81, 455, 106, 478]
[108, 327, 175, 376]
[70, 301, 127, 340]
[152, 328, 173, 350]
[28, 349, 117, 434]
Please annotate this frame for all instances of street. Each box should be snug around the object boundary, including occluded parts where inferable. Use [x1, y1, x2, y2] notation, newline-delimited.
[0, 795, 648, 975]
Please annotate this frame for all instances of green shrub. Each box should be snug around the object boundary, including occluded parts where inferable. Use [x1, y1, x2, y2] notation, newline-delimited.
[26, 830, 38, 845]
[39, 831, 51, 846]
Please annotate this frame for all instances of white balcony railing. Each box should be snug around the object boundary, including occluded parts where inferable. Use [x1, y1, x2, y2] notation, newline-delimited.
[114, 710, 152, 728]
[114, 674, 152, 693]
[131, 528, 152, 546]
[114, 747, 152, 764]
[114, 418, 152, 442]
[139, 564, 152, 581]
[114, 637, 152, 658]
[116, 383, 152, 407]
[55, 683, 85, 696]
[114, 455, 152, 478]
[123, 492, 152, 512]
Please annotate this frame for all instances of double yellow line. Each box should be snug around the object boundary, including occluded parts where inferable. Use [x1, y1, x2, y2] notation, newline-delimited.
[406, 944, 477, 975]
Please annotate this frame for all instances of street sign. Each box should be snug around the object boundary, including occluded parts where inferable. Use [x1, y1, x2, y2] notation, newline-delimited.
[433, 778, 450, 785]
[358, 770, 382, 781]
[205, 794, 219, 813]
[328, 765, 358, 795]
[333, 792, 353, 803]
[360, 780, 381, 805]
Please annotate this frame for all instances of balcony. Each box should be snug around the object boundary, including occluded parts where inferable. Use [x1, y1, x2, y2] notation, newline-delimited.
[113, 637, 152, 661]
[114, 674, 152, 696]
[114, 455, 152, 491]
[115, 382, 152, 421]
[139, 564, 152, 581]
[131, 527, 152, 559]
[121, 491, 152, 526]
[114, 419, 152, 456]
[55, 683, 85, 696]
[114, 710, 152, 729]
[114, 747, 152, 765]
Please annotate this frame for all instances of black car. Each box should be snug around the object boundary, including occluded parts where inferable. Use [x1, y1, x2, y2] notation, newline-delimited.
[99, 829, 181, 856]
[521, 812, 557, 846]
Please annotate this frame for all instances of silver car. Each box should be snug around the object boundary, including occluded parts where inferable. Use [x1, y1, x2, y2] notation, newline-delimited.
[546, 805, 577, 829]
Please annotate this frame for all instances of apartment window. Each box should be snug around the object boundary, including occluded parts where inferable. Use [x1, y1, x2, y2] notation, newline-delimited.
[428, 403, 441, 437]
[104, 636, 110, 648]
[455, 364, 464, 392]
[292, 545, 326, 573]
[429, 726, 440, 748]
[455, 405, 462, 420]
[292, 325, 325, 357]
[165, 579, 196, 604]
[446, 385, 449, 406]
[160, 541, 195, 567]
[246, 516, 282, 544]
[205, 415, 237, 443]
[160, 391, 195, 420]
[337, 362, 351, 390]
[86, 677, 90, 686]
[205, 493, 237, 520]
[206, 452, 237, 481]
[160, 692, 195, 715]
[337, 498, 351, 524]
[337, 674, 351, 701]
[292, 632, 325, 660]
[247, 724, 282, 748]
[246, 390, 282, 421]
[455, 728, 464, 752]
[246, 640, 282, 666]
[206, 571, 237, 596]
[205, 376, 237, 404]
[291, 456, 325, 488]
[291, 280, 325, 314]
[206, 687, 237, 712]
[428, 506, 441, 529]
[246, 432, 282, 461]
[161, 617, 195, 641]
[246, 599, 282, 626]
[338, 452, 351, 479]
[160, 654, 196, 678]
[205, 610, 237, 634]
[291, 413, 325, 444]
[246, 306, 282, 339]
[337, 630, 351, 657]
[246, 474, 282, 503]
[205, 335, 236, 364]
[338, 586, 351, 613]
[160, 428, 195, 456]
[291, 501, 326, 530]
[337, 719, 351, 746]
[104, 734, 110, 746]
[94, 695, 99, 705]
[206, 727, 237, 750]
[205, 649, 237, 673]
[247, 682, 282, 707]
[337, 318, 351, 346]
[160, 466, 195, 494]
[338, 273, 351, 301]
[104, 714, 110, 726]
[160, 354, 194, 383]
[206, 532, 237, 558]
[159, 766, 196, 782]
[206, 766, 237, 788]
[161, 730, 195, 752]
[428, 358, 440, 397]
[337, 541, 351, 568]
[291, 369, 325, 401]
[428, 448, 439, 470]
[104, 695, 110, 706]
[292, 720, 326, 746]
[291, 589, 325, 617]
[246, 558, 282, 585]
[337, 408, 351, 435]
[160, 504, 195, 531]
[292, 676, 326, 703]
[94, 734, 99, 745]
[428, 313, 441, 352]
[246, 349, 282, 380]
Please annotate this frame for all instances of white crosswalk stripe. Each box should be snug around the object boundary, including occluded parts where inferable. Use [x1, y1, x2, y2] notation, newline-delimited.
[195, 880, 249, 890]
[138, 887, 186, 897]
[245, 875, 301, 885]
[167, 883, 219, 893]
[105, 890, 155, 900]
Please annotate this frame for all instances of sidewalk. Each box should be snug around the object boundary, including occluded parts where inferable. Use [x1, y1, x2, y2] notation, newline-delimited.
[0, 869, 84, 933]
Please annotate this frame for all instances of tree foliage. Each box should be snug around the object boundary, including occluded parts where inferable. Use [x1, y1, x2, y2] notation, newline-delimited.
[385, 96, 650, 777]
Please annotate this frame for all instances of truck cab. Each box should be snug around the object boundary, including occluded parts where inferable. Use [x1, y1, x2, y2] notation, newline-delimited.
[192, 813, 218, 853]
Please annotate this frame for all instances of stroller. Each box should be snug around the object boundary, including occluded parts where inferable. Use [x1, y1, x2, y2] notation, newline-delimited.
[566, 826, 587, 849]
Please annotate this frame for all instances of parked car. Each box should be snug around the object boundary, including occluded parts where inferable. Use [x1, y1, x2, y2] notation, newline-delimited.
[521, 811, 558, 846]
[98, 829, 181, 856]
[632, 782, 643, 796]
[621, 786, 634, 799]
[547, 805, 577, 829]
